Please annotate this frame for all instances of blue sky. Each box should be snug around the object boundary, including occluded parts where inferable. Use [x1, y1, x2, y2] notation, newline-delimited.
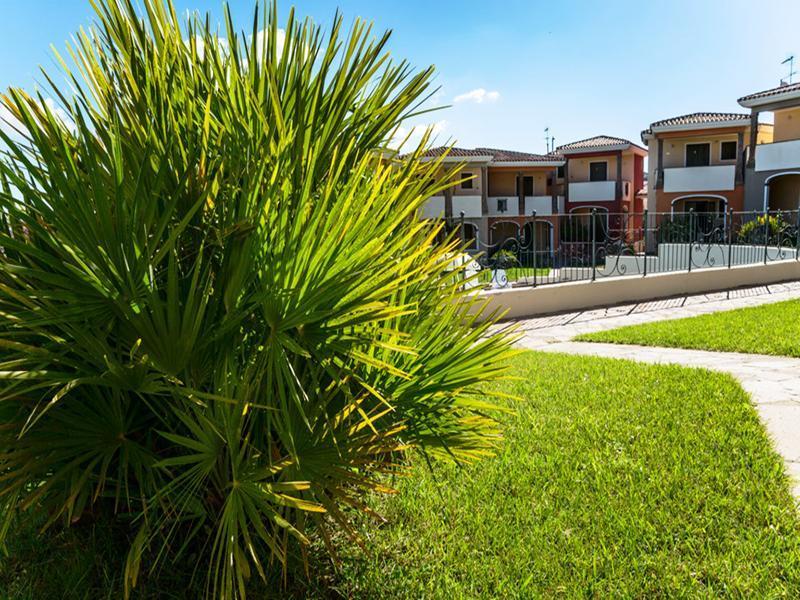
[1, 0, 798, 154]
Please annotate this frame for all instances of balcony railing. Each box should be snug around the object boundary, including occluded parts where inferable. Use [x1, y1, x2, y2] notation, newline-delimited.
[419, 196, 445, 219]
[526, 196, 564, 216]
[755, 139, 800, 172]
[451, 195, 482, 218]
[487, 196, 520, 216]
[663, 165, 735, 192]
[487, 195, 563, 217]
[568, 180, 616, 202]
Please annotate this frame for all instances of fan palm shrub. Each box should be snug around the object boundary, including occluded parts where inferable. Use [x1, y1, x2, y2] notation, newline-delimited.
[0, 0, 515, 597]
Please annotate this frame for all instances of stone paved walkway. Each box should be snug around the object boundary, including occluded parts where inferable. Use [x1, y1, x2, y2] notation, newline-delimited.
[506, 281, 800, 499]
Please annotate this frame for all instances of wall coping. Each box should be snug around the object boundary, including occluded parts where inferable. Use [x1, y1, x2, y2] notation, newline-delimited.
[472, 260, 800, 320]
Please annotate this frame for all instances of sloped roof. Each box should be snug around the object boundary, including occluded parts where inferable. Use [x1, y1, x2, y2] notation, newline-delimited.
[413, 146, 563, 165]
[640, 112, 757, 143]
[416, 146, 494, 158]
[556, 135, 644, 155]
[649, 112, 750, 129]
[475, 147, 562, 162]
[557, 135, 631, 150]
[739, 81, 800, 106]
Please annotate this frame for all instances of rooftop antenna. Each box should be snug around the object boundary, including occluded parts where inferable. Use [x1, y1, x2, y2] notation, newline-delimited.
[781, 55, 796, 85]
[544, 127, 552, 154]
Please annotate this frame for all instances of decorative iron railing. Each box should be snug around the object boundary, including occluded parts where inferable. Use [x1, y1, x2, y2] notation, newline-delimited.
[443, 209, 800, 289]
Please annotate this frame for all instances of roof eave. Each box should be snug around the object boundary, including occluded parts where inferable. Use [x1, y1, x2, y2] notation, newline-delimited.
[419, 155, 494, 164]
[650, 120, 750, 134]
[559, 143, 631, 155]
[489, 160, 565, 167]
[738, 89, 800, 109]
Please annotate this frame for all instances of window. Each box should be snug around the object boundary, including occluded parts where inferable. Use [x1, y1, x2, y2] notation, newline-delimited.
[720, 141, 737, 161]
[557, 165, 565, 178]
[496, 198, 508, 213]
[685, 143, 710, 167]
[460, 172, 473, 189]
[589, 162, 607, 182]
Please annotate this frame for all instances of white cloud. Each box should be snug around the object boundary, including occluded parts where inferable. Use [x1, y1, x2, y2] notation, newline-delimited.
[1, 98, 76, 141]
[0, 103, 22, 139]
[390, 119, 448, 151]
[453, 88, 500, 104]
[253, 28, 286, 60]
[184, 35, 229, 62]
[43, 98, 75, 133]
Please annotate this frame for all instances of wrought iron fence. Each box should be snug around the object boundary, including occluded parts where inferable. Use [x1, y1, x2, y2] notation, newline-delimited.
[444, 209, 800, 289]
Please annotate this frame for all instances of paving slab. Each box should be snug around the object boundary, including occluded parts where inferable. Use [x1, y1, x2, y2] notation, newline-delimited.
[508, 281, 800, 500]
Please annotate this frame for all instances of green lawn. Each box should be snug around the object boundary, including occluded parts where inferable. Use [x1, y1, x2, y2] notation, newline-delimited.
[4, 352, 800, 598]
[576, 298, 800, 357]
[301, 352, 800, 598]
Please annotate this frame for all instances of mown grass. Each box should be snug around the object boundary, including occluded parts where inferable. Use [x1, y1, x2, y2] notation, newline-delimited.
[4, 352, 800, 598]
[576, 298, 800, 357]
[301, 352, 800, 598]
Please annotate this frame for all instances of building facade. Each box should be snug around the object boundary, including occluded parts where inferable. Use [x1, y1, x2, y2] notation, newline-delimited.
[417, 138, 647, 254]
[642, 113, 773, 215]
[738, 82, 800, 212]
[557, 135, 646, 226]
[418, 146, 565, 253]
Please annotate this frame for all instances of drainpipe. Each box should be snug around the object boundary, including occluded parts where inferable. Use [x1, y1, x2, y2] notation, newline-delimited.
[735, 131, 744, 185]
[655, 138, 664, 189]
[763, 184, 770, 212]
[747, 111, 759, 169]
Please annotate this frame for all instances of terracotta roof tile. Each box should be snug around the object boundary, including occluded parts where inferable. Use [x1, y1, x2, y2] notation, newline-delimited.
[416, 146, 493, 158]
[739, 81, 800, 103]
[475, 147, 561, 162]
[556, 135, 635, 152]
[413, 146, 562, 163]
[648, 112, 750, 129]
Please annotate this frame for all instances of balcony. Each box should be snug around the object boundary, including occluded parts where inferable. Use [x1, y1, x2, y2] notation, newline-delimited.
[486, 196, 565, 217]
[663, 165, 735, 193]
[568, 180, 616, 202]
[526, 196, 563, 216]
[487, 196, 520, 216]
[755, 139, 800, 172]
[419, 196, 445, 219]
[452, 195, 483, 218]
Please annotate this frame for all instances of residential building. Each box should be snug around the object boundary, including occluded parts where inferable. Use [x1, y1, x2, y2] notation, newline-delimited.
[642, 112, 773, 215]
[738, 82, 800, 211]
[417, 146, 565, 252]
[555, 135, 646, 244]
[416, 137, 647, 254]
[557, 135, 647, 217]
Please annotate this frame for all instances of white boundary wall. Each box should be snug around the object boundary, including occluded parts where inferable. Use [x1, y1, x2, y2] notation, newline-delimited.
[472, 260, 800, 320]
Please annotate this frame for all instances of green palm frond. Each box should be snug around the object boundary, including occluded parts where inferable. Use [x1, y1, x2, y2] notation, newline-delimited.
[0, 0, 516, 597]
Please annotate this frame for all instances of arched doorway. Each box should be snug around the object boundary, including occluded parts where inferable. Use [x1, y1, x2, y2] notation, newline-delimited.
[765, 172, 800, 212]
[671, 195, 727, 215]
[670, 195, 727, 236]
[489, 221, 520, 250]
